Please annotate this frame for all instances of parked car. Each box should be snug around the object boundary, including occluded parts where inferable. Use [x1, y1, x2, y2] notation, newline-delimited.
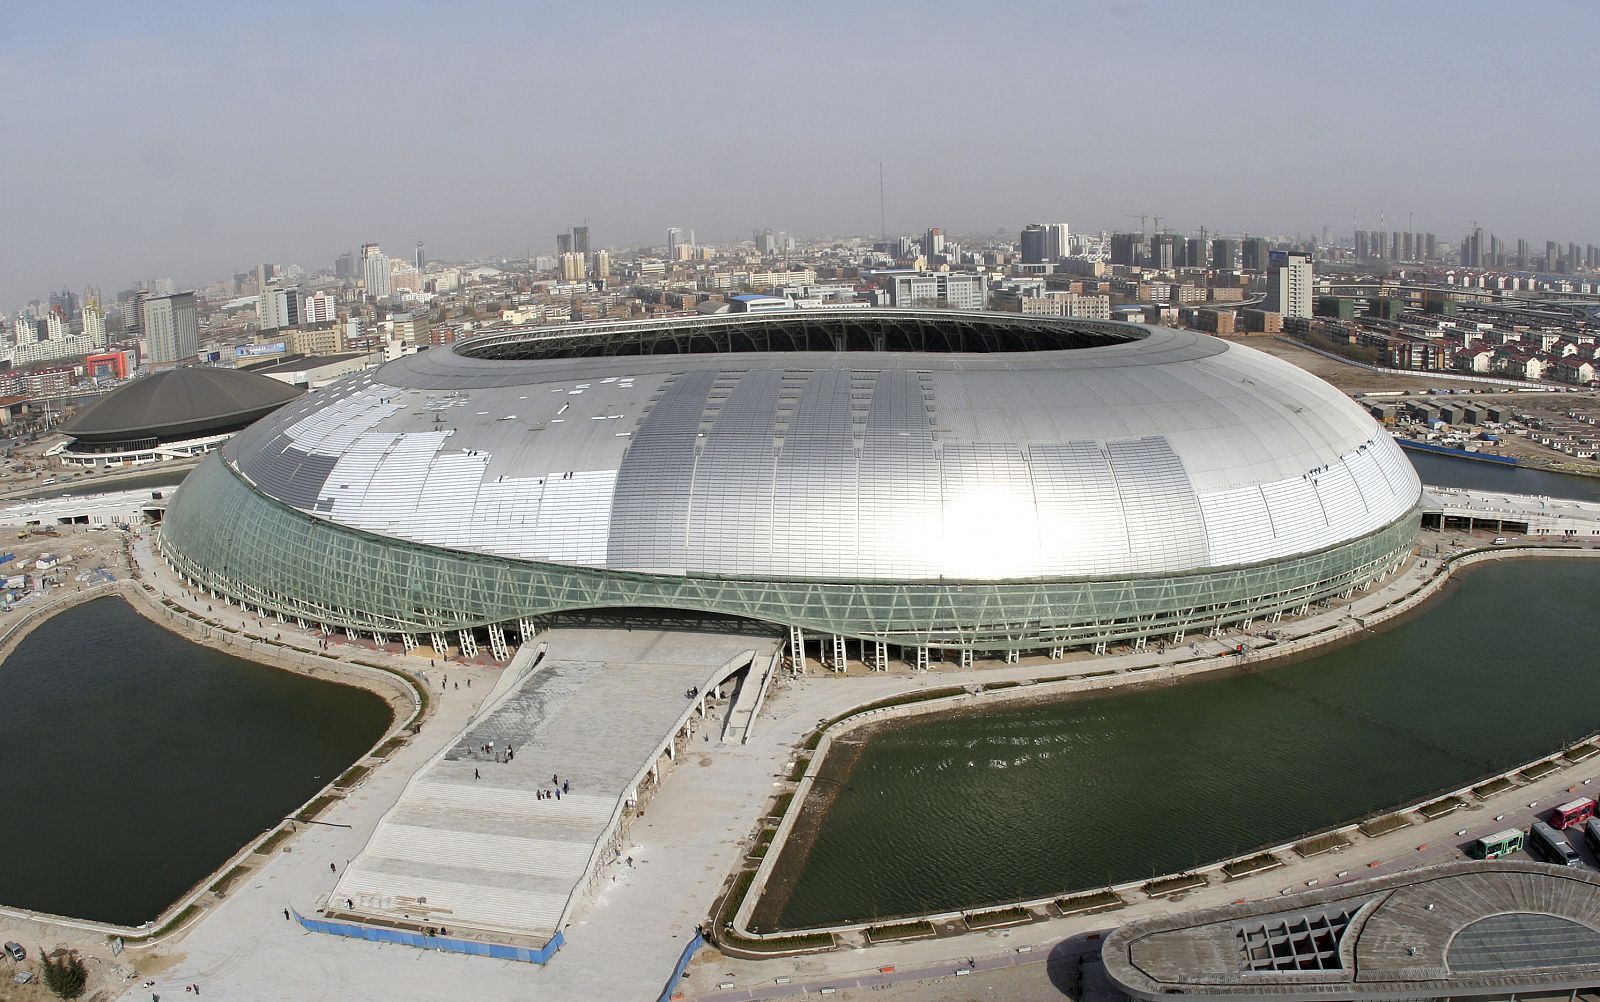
[3, 941, 23, 961]
[1492, 536, 1508, 545]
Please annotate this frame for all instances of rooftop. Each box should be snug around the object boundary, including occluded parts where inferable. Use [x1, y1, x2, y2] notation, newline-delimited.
[60, 366, 302, 443]
[1102, 861, 1600, 1002]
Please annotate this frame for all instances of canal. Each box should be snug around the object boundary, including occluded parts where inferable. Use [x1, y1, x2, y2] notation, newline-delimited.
[767, 555, 1600, 931]
[1406, 449, 1600, 502]
[0, 596, 391, 926]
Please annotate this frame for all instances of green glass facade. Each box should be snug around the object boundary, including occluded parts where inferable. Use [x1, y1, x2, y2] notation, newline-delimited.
[159, 455, 1418, 653]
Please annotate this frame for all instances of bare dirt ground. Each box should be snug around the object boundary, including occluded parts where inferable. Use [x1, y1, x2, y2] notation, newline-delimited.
[1217, 335, 1490, 393]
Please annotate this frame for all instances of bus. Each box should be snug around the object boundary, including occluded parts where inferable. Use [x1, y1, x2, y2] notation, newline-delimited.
[1528, 821, 1581, 867]
[1470, 828, 1525, 860]
[1551, 797, 1596, 830]
[1584, 818, 1600, 855]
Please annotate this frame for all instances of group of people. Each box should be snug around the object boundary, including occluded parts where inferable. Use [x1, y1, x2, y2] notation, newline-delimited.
[538, 774, 571, 801]
[479, 740, 514, 762]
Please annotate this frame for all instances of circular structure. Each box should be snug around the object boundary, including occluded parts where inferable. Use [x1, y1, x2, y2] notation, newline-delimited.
[159, 311, 1421, 654]
[59, 366, 303, 466]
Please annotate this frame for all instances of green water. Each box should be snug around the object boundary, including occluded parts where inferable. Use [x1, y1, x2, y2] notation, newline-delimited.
[0, 596, 391, 925]
[773, 558, 1600, 929]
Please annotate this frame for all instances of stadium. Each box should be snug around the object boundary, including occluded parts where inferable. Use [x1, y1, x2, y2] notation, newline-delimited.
[158, 310, 1422, 664]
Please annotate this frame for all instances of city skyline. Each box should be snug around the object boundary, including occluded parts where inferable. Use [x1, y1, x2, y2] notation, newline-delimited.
[4, 0, 1600, 306]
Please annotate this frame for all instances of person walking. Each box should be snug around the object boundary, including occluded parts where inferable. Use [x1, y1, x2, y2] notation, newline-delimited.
[329, 862, 337, 873]
[283, 908, 290, 921]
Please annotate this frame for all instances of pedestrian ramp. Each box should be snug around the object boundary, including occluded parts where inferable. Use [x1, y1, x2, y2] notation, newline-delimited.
[329, 625, 774, 945]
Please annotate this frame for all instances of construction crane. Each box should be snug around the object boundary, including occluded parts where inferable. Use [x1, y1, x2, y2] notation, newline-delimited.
[1125, 213, 1148, 235]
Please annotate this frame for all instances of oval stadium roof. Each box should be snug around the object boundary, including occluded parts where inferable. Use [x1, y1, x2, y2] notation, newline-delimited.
[62, 366, 303, 444]
[218, 312, 1420, 583]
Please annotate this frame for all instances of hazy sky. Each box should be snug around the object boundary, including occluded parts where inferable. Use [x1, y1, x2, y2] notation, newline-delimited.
[4, 0, 1598, 309]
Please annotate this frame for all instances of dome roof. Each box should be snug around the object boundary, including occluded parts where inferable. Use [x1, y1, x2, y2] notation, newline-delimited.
[220, 312, 1421, 584]
[63, 366, 303, 444]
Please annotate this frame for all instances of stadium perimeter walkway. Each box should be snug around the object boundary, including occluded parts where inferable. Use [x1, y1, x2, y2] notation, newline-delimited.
[329, 626, 767, 946]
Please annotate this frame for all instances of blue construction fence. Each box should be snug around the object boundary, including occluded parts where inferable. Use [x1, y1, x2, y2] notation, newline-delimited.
[293, 910, 564, 964]
[657, 932, 704, 1002]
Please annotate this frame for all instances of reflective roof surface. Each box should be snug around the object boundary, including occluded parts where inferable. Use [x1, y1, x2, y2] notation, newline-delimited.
[224, 313, 1420, 582]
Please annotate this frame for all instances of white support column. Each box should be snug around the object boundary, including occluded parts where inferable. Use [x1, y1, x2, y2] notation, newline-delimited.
[487, 623, 510, 661]
[430, 632, 449, 657]
[518, 617, 537, 641]
[1005, 649, 1020, 664]
[297, 618, 309, 631]
[830, 634, 847, 673]
[914, 646, 930, 673]
[400, 633, 419, 652]
[1093, 641, 1108, 655]
[458, 629, 479, 659]
[1269, 610, 1282, 623]
[1048, 646, 1064, 660]
[1132, 636, 1147, 652]
[872, 640, 888, 673]
[959, 649, 973, 670]
[788, 625, 806, 673]
[373, 631, 388, 647]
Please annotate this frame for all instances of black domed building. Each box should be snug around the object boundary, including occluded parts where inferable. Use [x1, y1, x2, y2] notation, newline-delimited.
[58, 367, 302, 469]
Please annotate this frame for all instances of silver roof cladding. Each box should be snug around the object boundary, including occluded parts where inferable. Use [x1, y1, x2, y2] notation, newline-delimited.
[223, 314, 1420, 583]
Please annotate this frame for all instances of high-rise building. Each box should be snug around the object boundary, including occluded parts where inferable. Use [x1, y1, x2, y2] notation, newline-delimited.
[1241, 237, 1271, 271]
[756, 229, 777, 255]
[590, 249, 610, 281]
[1019, 224, 1046, 264]
[1354, 231, 1369, 260]
[1109, 233, 1143, 267]
[1265, 251, 1313, 319]
[11, 315, 41, 346]
[122, 289, 150, 335]
[335, 252, 356, 281]
[1147, 234, 1181, 271]
[1515, 239, 1530, 269]
[571, 226, 589, 257]
[415, 242, 425, 271]
[49, 288, 80, 319]
[257, 285, 303, 331]
[303, 291, 339, 325]
[1184, 237, 1208, 269]
[143, 292, 198, 366]
[46, 309, 69, 341]
[559, 252, 585, 282]
[1042, 223, 1069, 262]
[556, 232, 574, 256]
[1212, 238, 1239, 270]
[361, 244, 390, 299]
[81, 302, 106, 344]
[666, 227, 693, 262]
[922, 227, 945, 262]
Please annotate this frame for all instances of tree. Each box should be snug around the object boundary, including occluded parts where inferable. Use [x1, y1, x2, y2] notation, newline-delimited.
[39, 947, 87, 1000]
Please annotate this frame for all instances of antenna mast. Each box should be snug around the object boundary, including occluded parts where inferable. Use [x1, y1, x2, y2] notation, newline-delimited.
[878, 163, 886, 242]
